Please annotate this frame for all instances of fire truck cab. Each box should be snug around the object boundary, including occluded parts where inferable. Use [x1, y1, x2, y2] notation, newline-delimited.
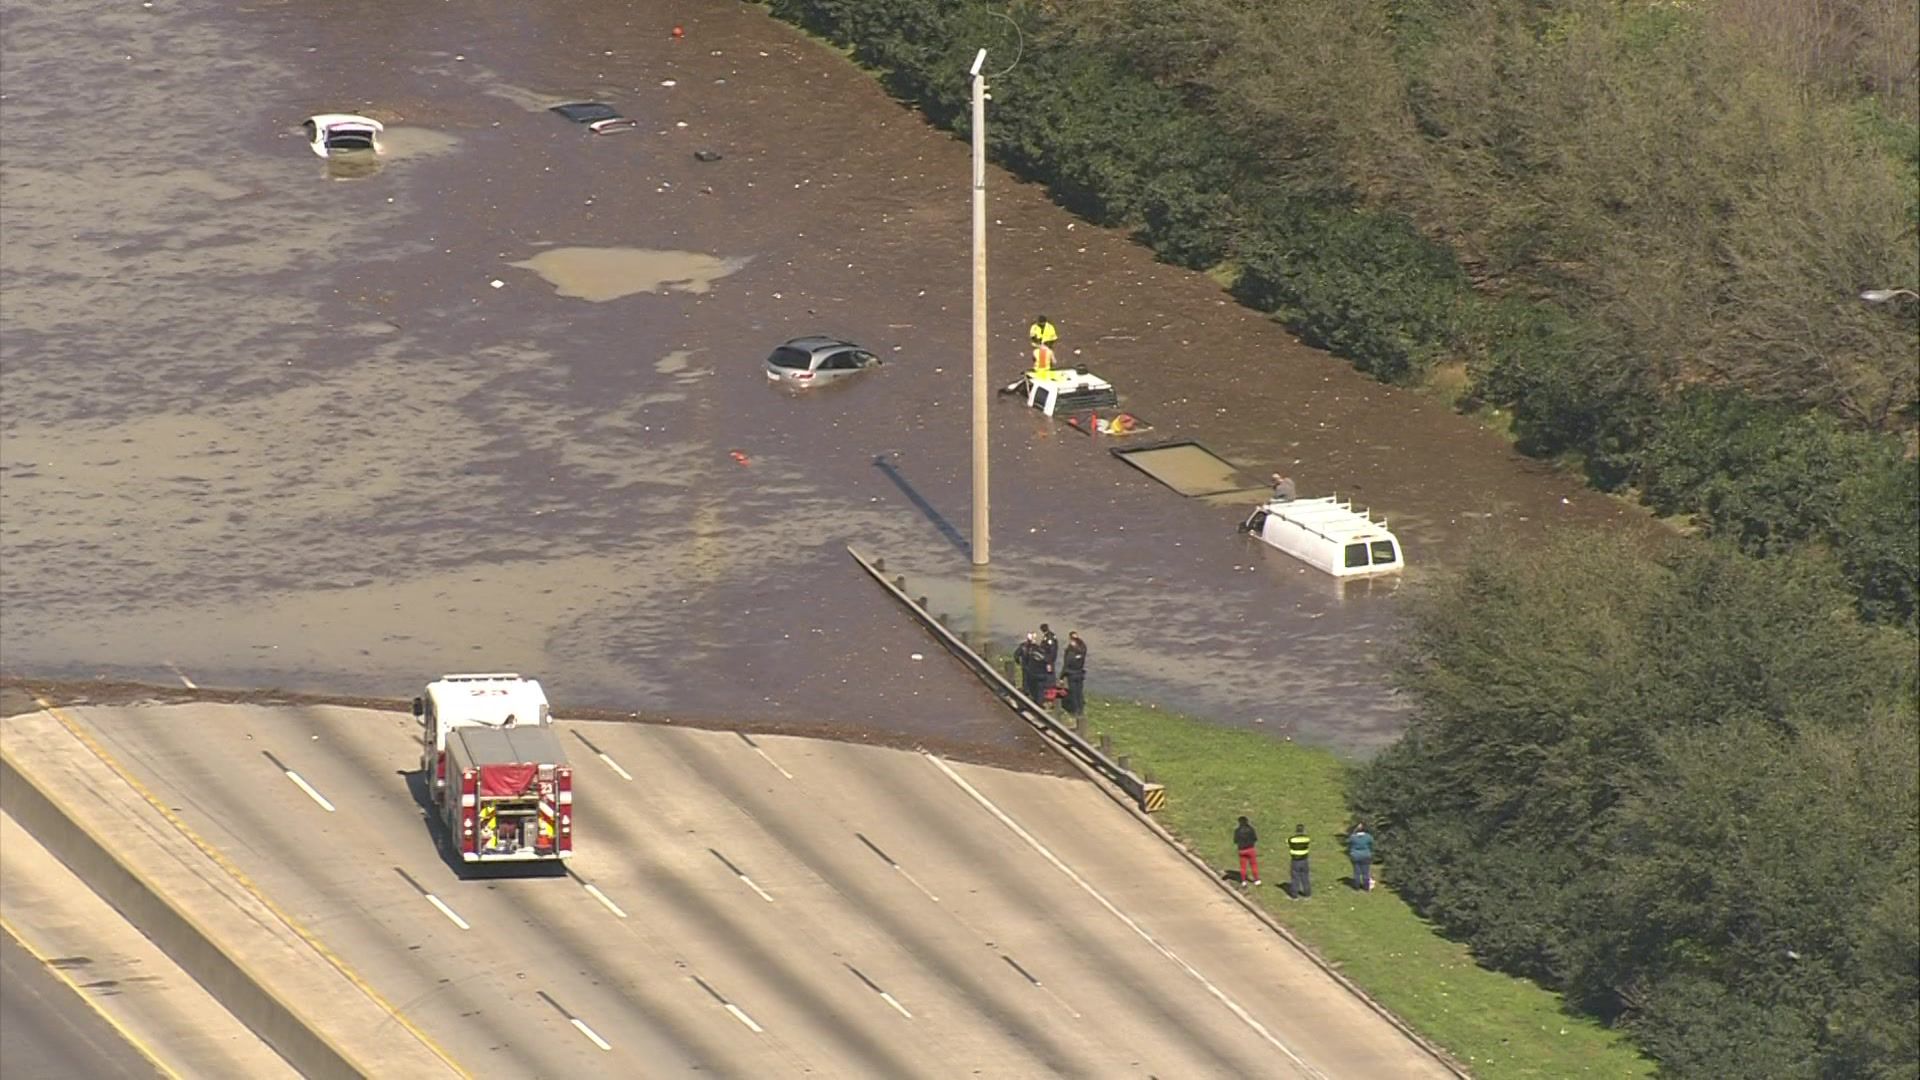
[415, 673, 551, 806]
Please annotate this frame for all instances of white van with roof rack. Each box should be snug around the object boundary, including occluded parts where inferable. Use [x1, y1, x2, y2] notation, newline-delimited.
[1241, 495, 1405, 578]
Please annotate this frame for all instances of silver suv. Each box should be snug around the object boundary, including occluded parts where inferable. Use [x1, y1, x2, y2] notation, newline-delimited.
[764, 336, 882, 387]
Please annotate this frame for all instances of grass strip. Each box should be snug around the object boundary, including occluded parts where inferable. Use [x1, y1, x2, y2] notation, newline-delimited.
[1077, 694, 1653, 1079]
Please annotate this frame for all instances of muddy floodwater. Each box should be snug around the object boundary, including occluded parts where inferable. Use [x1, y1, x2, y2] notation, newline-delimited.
[0, 0, 1648, 754]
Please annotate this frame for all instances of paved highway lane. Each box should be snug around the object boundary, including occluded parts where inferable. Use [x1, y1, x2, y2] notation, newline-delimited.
[0, 925, 162, 1080]
[41, 701, 1454, 1078]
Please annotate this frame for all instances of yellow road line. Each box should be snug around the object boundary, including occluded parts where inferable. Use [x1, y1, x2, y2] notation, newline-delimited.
[31, 696, 472, 1079]
[1, 912, 185, 1080]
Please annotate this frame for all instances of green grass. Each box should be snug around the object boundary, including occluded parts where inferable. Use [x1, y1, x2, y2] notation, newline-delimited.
[1081, 695, 1655, 1079]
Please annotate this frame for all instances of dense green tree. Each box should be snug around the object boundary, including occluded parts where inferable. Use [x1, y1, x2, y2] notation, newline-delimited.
[1355, 530, 1918, 1075]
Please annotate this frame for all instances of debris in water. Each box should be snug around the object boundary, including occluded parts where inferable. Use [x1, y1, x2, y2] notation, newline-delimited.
[693, 149, 723, 162]
[489, 279, 505, 289]
[729, 450, 750, 466]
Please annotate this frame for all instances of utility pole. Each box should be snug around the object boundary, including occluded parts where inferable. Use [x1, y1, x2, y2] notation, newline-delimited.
[969, 48, 990, 567]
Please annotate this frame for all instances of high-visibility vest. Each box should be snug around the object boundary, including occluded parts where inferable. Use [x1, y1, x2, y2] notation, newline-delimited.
[1288, 834, 1311, 858]
[1029, 321, 1057, 346]
[1033, 344, 1055, 372]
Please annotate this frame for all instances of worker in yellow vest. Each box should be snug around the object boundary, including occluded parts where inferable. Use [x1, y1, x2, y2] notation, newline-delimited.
[1032, 342, 1056, 375]
[1028, 314, 1058, 349]
[479, 804, 498, 851]
[1287, 825, 1312, 898]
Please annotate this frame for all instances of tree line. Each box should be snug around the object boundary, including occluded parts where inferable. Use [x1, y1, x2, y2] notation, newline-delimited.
[1353, 532, 1918, 1078]
[765, 0, 1919, 628]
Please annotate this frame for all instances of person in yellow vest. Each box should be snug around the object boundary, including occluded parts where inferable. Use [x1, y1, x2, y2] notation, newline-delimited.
[1287, 824, 1312, 899]
[1028, 314, 1058, 350]
[1032, 341, 1056, 375]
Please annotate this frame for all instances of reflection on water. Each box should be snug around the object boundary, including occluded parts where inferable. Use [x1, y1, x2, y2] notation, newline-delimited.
[325, 149, 382, 181]
[510, 247, 751, 302]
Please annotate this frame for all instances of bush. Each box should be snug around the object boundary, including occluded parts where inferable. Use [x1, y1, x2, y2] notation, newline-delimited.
[1233, 208, 1471, 381]
[1356, 529, 1919, 1076]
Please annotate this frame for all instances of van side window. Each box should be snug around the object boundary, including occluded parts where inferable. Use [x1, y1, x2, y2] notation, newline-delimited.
[1370, 540, 1397, 565]
[1345, 543, 1369, 569]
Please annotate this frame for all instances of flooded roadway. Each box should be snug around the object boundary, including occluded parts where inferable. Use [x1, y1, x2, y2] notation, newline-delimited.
[0, 0, 1648, 753]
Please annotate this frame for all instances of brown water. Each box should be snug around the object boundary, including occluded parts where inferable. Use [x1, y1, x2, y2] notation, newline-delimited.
[0, 0, 1650, 753]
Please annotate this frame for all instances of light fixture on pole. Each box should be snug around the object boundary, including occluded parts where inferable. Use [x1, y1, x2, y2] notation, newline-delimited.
[1860, 288, 1919, 302]
[969, 46, 991, 567]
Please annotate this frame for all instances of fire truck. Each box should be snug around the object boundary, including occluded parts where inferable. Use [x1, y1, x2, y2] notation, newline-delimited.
[413, 674, 573, 863]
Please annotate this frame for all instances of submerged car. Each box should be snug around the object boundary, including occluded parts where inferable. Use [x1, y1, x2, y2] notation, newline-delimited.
[764, 336, 883, 387]
[304, 114, 384, 158]
[550, 102, 638, 135]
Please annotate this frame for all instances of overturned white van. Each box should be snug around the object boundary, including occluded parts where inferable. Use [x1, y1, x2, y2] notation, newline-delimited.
[1241, 495, 1405, 578]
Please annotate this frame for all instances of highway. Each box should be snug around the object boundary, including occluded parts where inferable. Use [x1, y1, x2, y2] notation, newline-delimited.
[12, 700, 1455, 1078]
[0, 925, 161, 1080]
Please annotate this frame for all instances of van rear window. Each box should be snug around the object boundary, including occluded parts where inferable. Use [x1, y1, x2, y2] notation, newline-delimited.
[1345, 543, 1369, 569]
[1370, 540, 1398, 565]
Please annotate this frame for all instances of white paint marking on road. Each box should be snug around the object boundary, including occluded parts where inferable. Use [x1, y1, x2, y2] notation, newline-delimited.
[570, 1017, 612, 1051]
[750, 743, 794, 780]
[926, 753, 1324, 1079]
[724, 1003, 764, 1033]
[165, 662, 197, 689]
[424, 893, 470, 930]
[583, 882, 628, 919]
[597, 751, 634, 781]
[739, 874, 775, 903]
[880, 991, 913, 1019]
[893, 863, 940, 904]
[285, 770, 336, 812]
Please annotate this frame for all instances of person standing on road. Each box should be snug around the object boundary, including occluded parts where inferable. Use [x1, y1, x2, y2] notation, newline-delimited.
[1287, 824, 1312, 899]
[1234, 816, 1261, 886]
[1029, 314, 1058, 350]
[1348, 822, 1375, 891]
[1038, 624, 1059, 683]
[1061, 631, 1088, 717]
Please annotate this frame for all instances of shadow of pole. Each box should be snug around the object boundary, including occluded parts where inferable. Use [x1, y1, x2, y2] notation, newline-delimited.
[873, 455, 971, 556]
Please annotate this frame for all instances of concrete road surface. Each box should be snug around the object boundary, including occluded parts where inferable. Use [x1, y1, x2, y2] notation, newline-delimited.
[23, 700, 1454, 1078]
[0, 811, 301, 1079]
[1, 924, 163, 1080]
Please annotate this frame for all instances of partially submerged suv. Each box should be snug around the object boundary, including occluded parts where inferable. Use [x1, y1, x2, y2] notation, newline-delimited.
[764, 336, 882, 387]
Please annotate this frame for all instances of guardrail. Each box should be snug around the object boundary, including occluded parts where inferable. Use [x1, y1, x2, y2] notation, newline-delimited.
[847, 546, 1165, 813]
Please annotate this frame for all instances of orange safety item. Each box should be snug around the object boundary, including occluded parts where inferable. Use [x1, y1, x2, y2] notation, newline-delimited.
[671, 25, 685, 39]
[729, 450, 750, 466]
[1032, 344, 1055, 373]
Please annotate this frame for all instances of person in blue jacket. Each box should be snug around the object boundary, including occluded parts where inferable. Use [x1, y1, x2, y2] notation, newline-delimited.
[1347, 823, 1375, 892]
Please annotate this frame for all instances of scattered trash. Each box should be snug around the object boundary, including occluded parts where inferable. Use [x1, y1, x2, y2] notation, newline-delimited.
[489, 279, 505, 289]
[729, 450, 750, 466]
[303, 114, 384, 158]
[660, 79, 677, 87]
[675, 121, 689, 129]
[671, 25, 685, 39]
[550, 102, 637, 135]
[693, 149, 723, 162]
[910, 653, 925, 661]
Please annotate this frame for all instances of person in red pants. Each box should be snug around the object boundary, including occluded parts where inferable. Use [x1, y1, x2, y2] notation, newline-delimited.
[1234, 816, 1261, 886]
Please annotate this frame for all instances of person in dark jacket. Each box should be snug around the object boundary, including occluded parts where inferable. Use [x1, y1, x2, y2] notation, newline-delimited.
[1038, 624, 1059, 681]
[1014, 633, 1048, 702]
[1233, 816, 1261, 886]
[1347, 823, 1375, 891]
[1061, 631, 1088, 716]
